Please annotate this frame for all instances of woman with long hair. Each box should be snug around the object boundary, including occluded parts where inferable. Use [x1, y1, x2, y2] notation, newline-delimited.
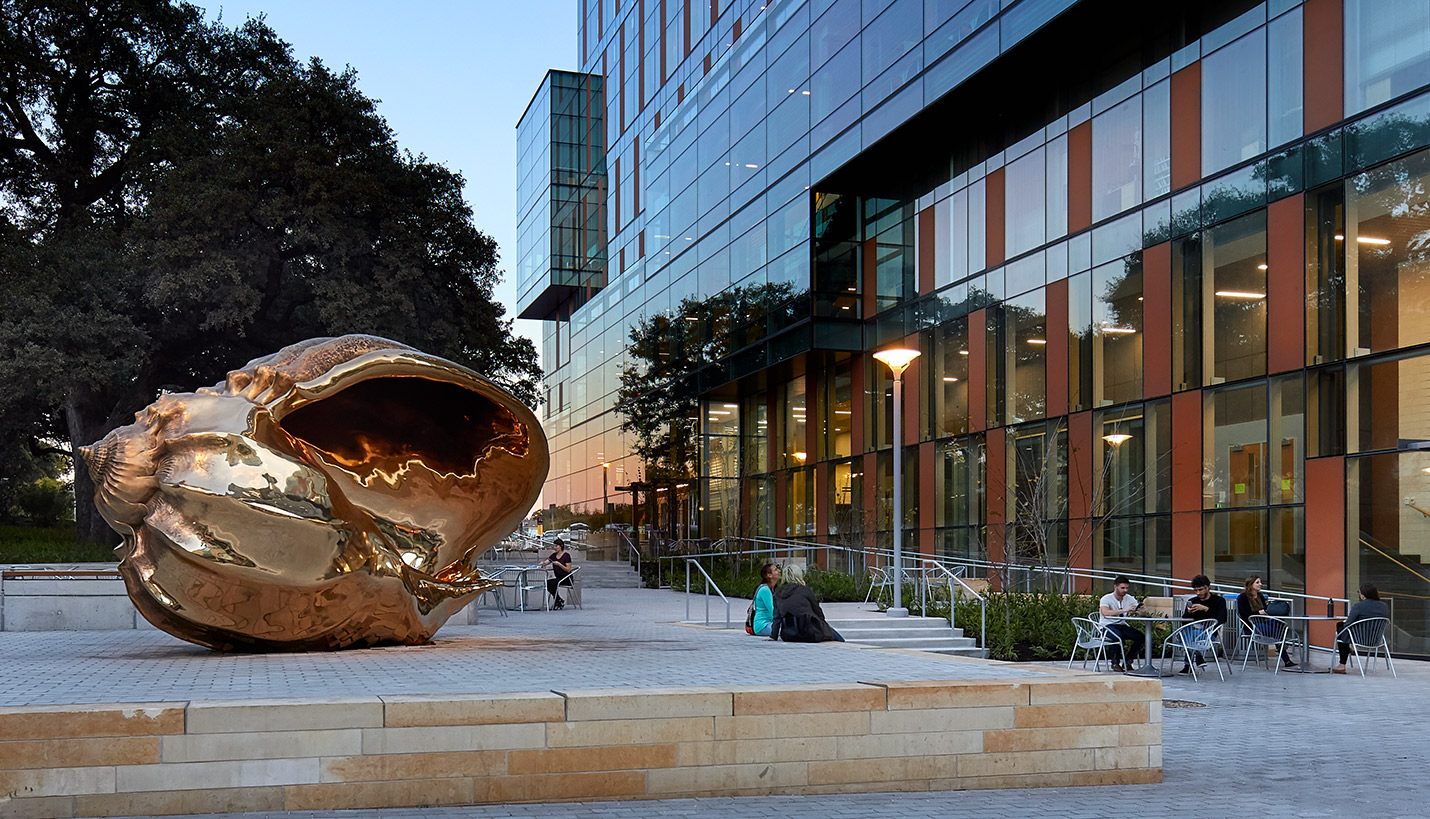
[750, 563, 780, 637]
[1237, 575, 1294, 668]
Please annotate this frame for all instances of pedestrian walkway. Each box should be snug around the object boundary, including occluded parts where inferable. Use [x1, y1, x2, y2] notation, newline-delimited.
[11, 585, 1421, 818]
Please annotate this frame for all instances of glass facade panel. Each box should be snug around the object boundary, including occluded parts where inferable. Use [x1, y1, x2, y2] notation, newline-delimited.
[1005, 146, 1047, 258]
[1348, 451, 1430, 654]
[1004, 290, 1046, 423]
[1092, 95, 1142, 222]
[1351, 351, 1430, 453]
[1202, 30, 1267, 175]
[1204, 508, 1268, 586]
[1207, 211, 1269, 385]
[1348, 147, 1430, 355]
[1345, 0, 1430, 116]
[1093, 254, 1143, 406]
[929, 317, 970, 437]
[1205, 382, 1269, 510]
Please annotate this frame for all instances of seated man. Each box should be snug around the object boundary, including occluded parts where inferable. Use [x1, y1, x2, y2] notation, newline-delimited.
[1179, 574, 1228, 673]
[1099, 575, 1145, 672]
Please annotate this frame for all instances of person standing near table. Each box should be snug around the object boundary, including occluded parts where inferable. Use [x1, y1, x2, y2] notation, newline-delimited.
[539, 538, 575, 610]
[1179, 574, 1228, 674]
[1333, 582, 1391, 674]
[1237, 576, 1294, 667]
[1099, 576, 1145, 672]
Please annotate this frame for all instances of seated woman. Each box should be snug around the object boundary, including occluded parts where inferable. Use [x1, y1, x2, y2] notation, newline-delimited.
[1237, 575, 1294, 668]
[1333, 583, 1391, 674]
[751, 563, 779, 637]
[772, 564, 844, 643]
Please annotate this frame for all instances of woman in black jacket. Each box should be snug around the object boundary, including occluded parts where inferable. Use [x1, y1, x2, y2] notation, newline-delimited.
[772, 565, 844, 643]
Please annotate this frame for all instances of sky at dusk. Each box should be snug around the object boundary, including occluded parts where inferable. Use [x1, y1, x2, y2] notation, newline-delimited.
[200, 0, 579, 362]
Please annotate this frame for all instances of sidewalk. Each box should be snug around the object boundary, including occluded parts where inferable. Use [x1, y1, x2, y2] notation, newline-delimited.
[10, 585, 1421, 818]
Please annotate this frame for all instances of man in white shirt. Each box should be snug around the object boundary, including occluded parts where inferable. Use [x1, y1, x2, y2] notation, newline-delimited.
[1099, 575, 1145, 671]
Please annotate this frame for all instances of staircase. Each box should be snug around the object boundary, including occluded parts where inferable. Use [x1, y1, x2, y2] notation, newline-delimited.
[572, 560, 643, 589]
[825, 608, 985, 657]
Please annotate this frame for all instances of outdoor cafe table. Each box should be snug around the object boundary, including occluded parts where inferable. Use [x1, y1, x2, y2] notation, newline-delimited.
[1272, 614, 1340, 673]
[1117, 614, 1179, 677]
[502, 565, 551, 611]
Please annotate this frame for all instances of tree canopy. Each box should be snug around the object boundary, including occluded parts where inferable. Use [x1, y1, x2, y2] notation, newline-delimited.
[0, 0, 541, 543]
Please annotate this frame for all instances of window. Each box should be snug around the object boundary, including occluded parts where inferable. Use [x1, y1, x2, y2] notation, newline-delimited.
[1092, 96, 1142, 221]
[1346, 147, 1430, 356]
[1345, 0, 1430, 116]
[1207, 210, 1269, 384]
[1202, 30, 1267, 175]
[929, 317, 970, 438]
[1094, 254, 1143, 405]
[1005, 146, 1047, 258]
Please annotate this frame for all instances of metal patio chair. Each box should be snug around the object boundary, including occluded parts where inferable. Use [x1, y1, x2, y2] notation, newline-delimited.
[864, 566, 893, 606]
[553, 564, 582, 610]
[1161, 619, 1230, 681]
[1241, 615, 1296, 673]
[1335, 616, 1396, 678]
[1069, 617, 1120, 671]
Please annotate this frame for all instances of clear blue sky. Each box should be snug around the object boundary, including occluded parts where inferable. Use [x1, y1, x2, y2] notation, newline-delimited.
[200, 1, 579, 359]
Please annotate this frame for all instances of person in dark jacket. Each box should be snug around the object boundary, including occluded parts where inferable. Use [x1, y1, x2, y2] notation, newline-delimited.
[1333, 582, 1392, 674]
[771, 564, 844, 643]
[1178, 574, 1228, 674]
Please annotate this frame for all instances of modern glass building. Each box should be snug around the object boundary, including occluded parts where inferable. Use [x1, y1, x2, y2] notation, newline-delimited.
[516, 0, 1430, 654]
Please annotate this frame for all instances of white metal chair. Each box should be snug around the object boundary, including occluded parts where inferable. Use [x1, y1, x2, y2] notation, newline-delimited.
[553, 564, 582, 610]
[1335, 616, 1396, 678]
[864, 566, 893, 605]
[1161, 619, 1230, 681]
[1069, 617, 1120, 671]
[1241, 615, 1296, 673]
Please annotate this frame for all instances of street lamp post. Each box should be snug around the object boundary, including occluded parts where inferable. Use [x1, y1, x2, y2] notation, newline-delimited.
[602, 462, 611, 525]
[873, 347, 920, 617]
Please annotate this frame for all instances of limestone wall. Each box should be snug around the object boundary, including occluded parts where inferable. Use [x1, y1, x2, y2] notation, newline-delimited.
[0, 677, 1160, 817]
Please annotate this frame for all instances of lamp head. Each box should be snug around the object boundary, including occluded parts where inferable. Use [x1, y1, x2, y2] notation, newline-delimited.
[873, 348, 921, 378]
[1103, 433, 1132, 446]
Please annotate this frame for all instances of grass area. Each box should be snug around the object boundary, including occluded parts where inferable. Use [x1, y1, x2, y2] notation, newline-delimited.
[0, 525, 118, 564]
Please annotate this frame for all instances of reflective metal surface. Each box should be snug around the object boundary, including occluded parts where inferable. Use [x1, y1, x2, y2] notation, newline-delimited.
[80, 335, 549, 651]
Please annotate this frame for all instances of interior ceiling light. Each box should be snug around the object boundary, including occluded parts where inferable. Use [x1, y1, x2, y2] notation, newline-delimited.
[723, 403, 737, 408]
[793, 451, 807, 461]
[1027, 338, 1047, 345]
[959, 350, 969, 356]
[943, 376, 959, 382]
[1257, 264, 1268, 270]
[1358, 235, 1391, 245]
[835, 410, 852, 415]
[1214, 290, 1266, 299]
[1102, 327, 1137, 334]
[1103, 433, 1132, 445]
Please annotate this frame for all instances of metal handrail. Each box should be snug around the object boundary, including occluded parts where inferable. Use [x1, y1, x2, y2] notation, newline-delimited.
[684, 559, 731, 628]
[919, 559, 987, 653]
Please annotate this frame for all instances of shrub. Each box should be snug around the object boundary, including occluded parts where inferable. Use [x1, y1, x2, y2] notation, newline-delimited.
[11, 478, 73, 527]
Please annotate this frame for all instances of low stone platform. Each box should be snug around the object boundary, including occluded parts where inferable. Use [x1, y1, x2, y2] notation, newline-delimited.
[0, 588, 1159, 817]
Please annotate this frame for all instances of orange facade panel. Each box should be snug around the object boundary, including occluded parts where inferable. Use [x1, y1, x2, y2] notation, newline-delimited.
[1305, 456, 1347, 645]
[1303, 0, 1343, 133]
[985, 167, 1005, 267]
[985, 426, 1006, 567]
[1067, 121, 1092, 233]
[903, 334, 921, 446]
[1170, 63, 1201, 191]
[1046, 278, 1069, 418]
[1267, 194, 1306, 373]
[1172, 511, 1203, 586]
[918, 206, 936, 295]
[1171, 390, 1203, 514]
[969, 309, 987, 431]
[1143, 242, 1172, 397]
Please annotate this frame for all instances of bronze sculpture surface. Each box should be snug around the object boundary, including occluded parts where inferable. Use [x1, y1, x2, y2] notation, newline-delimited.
[81, 335, 548, 651]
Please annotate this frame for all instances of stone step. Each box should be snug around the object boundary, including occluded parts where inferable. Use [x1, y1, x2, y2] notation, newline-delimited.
[834, 626, 967, 641]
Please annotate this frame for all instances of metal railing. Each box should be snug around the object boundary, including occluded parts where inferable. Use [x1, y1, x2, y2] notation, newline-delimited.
[919, 559, 987, 652]
[684, 559, 731, 627]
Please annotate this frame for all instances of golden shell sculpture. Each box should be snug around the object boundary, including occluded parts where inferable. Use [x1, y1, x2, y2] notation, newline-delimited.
[80, 335, 548, 651]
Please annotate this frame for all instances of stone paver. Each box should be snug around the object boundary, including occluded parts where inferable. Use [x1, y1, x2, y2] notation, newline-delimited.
[8, 584, 1422, 817]
[0, 587, 1043, 707]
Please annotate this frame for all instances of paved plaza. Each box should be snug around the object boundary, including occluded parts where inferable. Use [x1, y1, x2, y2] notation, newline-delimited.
[4, 585, 1420, 818]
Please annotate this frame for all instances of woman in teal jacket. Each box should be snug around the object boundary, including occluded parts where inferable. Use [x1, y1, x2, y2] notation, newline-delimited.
[752, 563, 780, 636]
